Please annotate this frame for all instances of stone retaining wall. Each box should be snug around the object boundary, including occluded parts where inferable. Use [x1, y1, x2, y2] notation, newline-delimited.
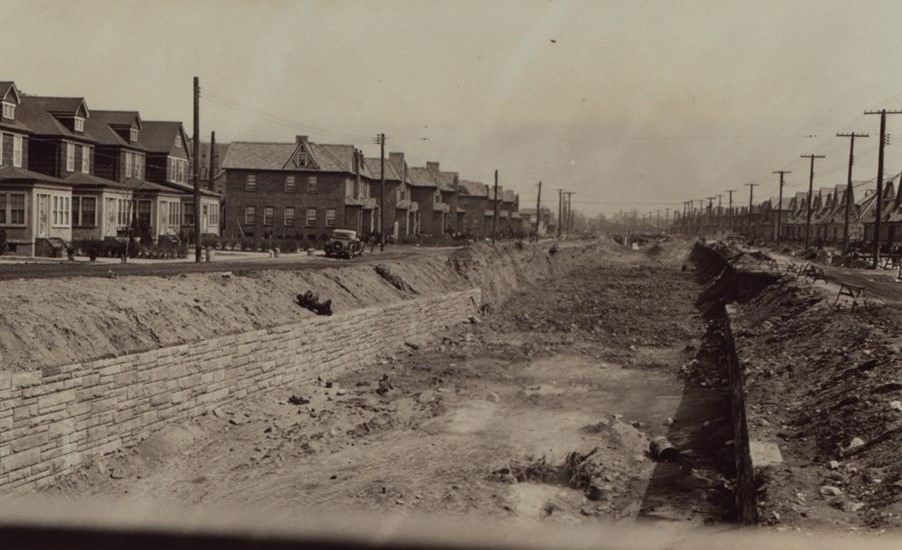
[0, 289, 481, 490]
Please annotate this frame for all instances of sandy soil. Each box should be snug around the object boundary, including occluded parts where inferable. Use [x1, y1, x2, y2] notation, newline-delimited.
[39, 241, 732, 525]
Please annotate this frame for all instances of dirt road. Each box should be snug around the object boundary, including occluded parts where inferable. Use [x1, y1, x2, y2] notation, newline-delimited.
[43, 242, 732, 524]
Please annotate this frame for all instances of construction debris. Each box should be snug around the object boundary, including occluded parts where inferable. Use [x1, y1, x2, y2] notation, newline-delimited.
[296, 291, 333, 316]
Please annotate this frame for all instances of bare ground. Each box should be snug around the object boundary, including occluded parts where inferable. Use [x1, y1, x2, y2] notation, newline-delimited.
[39, 242, 733, 525]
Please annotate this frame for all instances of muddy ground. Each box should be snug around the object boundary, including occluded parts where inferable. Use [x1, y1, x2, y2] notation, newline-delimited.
[40, 241, 735, 525]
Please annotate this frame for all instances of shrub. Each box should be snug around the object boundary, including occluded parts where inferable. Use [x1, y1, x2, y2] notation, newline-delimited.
[201, 233, 220, 249]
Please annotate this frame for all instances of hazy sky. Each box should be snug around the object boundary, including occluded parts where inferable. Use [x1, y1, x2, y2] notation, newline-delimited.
[6, 0, 902, 215]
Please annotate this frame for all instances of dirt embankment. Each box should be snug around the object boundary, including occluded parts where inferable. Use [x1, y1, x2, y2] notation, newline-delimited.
[0, 241, 599, 373]
[690, 241, 902, 530]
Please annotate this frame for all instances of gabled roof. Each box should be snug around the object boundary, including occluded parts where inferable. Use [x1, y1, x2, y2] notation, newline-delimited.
[408, 166, 438, 188]
[436, 171, 458, 192]
[502, 189, 516, 203]
[17, 97, 84, 138]
[84, 115, 137, 148]
[0, 82, 21, 104]
[25, 96, 89, 117]
[458, 180, 488, 197]
[363, 157, 401, 181]
[140, 121, 187, 155]
[65, 172, 132, 190]
[221, 140, 366, 176]
[92, 110, 141, 129]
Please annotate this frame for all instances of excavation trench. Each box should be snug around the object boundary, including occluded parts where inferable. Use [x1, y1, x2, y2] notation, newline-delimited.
[31, 239, 754, 526]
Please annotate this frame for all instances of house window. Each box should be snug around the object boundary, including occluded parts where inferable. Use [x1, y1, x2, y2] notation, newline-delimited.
[307, 176, 317, 193]
[124, 152, 133, 179]
[12, 135, 22, 167]
[245, 206, 256, 226]
[74, 117, 84, 132]
[263, 207, 274, 226]
[184, 202, 194, 227]
[72, 197, 97, 227]
[174, 135, 182, 149]
[326, 208, 336, 228]
[284, 175, 296, 192]
[305, 208, 317, 228]
[1, 102, 14, 120]
[52, 195, 70, 227]
[134, 154, 143, 179]
[207, 203, 219, 226]
[81, 145, 90, 174]
[284, 207, 295, 226]
[8, 194, 25, 225]
[117, 198, 130, 227]
[65, 143, 75, 172]
[130, 128, 139, 143]
[136, 200, 151, 228]
[0, 194, 5, 224]
[168, 201, 181, 227]
[246, 174, 256, 191]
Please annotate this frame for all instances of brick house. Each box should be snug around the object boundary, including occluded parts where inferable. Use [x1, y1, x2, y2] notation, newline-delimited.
[364, 154, 406, 239]
[457, 180, 489, 238]
[220, 136, 376, 245]
[407, 165, 445, 236]
[501, 189, 519, 236]
[141, 121, 221, 237]
[425, 162, 460, 234]
[484, 184, 504, 237]
[387, 152, 419, 237]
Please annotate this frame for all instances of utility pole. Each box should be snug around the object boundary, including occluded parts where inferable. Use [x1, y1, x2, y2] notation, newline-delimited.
[726, 189, 735, 231]
[379, 133, 386, 251]
[564, 192, 576, 233]
[534, 180, 542, 236]
[772, 170, 791, 243]
[193, 76, 201, 263]
[745, 183, 759, 238]
[864, 109, 902, 267]
[208, 130, 216, 192]
[836, 132, 868, 255]
[492, 169, 498, 244]
[800, 154, 826, 249]
[557, 189, 563, 238]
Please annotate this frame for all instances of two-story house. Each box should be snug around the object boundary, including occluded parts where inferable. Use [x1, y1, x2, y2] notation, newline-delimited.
[408, 165, 444, 236]
[501, 189, 519, 234]
[425, 162, 460, 235]
[457, 179, 489, 239]
[141, 121, 221, 238]
[364, 154, 405, 240]
[387, 152, 418, 237]
[220, 135, 376, 245]
[0, 82, 74, 256]
[84, 110, 185, 242]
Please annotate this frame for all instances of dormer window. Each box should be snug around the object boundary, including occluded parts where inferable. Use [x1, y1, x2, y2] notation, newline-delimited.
[295, 149, 307, 167]
[129, 128, 139, 143]
[1, 102, 14, 120]
[174, 135, 182, 149]
[74, 116, 85, 132]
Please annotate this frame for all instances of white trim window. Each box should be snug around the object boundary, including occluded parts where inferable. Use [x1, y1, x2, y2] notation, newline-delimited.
[124, 152, 133, 179]
[305, 208, 317, 228]
[284, 175, 295, 192]
[12, 134, 23, 167]
[1, 193, 27, 226]
[307, 176, 317, 193]
[74, 116, 84, 132]
[208, 202, 219, 227]
[167, 200, 181, 227]
[134, 154, 143, 179]
[72, 196, 97, 227]
[130, 128, 139, 143]
[325, 208, 336, 228]
[263, 206, 274, 226]
[246, 174, 256, 191]
[284, 206, 295, 226]
[81, 145, 90, 174]
[66, 143, 75, 172]
[117, 198, 130, 227]
[245, 205, 256, 225]
[51, 195, 71, 227]
[1, 102, 14, 120]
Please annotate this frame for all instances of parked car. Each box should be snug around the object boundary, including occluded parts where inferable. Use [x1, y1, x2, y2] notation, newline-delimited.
[324, 229, 363, 259]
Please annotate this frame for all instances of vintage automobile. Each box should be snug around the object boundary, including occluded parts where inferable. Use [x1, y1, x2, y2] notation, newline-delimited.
[324, 229, 364, 259]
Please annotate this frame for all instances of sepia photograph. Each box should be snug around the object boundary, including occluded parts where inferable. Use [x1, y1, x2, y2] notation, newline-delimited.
[2, 0, 902, 548]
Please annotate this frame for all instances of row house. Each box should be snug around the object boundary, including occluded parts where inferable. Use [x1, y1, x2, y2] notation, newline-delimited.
[457, 180, 490, 238]
[860, 179, 895, 245]
[141, 121, 221, 237]
[220, 136, 376, 243]
[519, 206, 555, 236]
[387, 152, 419, 237]
[407, 165, 444, 236]
[364, 152, 421, 240]
[426, 162, 460, 234]
[0, 80, 214, 256]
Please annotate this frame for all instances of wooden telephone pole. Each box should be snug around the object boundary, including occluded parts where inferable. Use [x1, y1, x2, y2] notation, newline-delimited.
[864, 109, 902, 267]
[193, 76, 201, 263]
[745, 183, 759, 237]
[534, 181, 542, 236]
[836, 132, 868, 255]
[378, 133, 386, 251]
[801, 154, 826, 249]
[772, 170, 791, 243]
[492, 169, 498, 244]
[557, 189, 563, 238]
[726, 189, 735, 231]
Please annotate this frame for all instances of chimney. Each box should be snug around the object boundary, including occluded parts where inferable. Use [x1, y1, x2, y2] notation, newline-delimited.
[295, 135, 308, 144]
[426, 161, 439, 172]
